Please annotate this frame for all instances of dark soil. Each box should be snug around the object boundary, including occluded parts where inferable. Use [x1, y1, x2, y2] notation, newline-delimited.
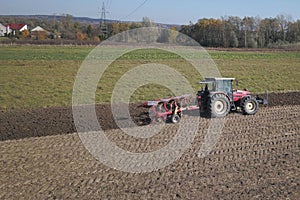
[0, 91, 299, 141]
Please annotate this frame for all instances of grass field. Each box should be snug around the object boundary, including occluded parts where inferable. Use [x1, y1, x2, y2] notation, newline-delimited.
[0, 45, 299, 110]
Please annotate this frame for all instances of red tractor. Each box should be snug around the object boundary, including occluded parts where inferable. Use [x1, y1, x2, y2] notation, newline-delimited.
[144, 77, 268, 123]
[197, 77, 268, 118]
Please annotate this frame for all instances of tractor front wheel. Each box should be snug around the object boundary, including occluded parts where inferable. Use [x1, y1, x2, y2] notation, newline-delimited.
[209, 94, 230, 118]
[241, 97, 258, 115]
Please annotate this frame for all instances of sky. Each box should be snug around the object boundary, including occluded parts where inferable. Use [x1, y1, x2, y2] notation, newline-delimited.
[1, 0, 300, 24]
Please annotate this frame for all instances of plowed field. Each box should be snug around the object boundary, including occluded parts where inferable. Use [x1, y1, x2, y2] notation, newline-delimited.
[0, 92, 299, 199]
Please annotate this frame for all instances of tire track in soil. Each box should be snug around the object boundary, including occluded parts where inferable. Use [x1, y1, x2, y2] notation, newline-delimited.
[0, 105, 299, 199]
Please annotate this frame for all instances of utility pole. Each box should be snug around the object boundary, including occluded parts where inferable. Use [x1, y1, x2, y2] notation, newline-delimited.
[99, 1, 109, 38]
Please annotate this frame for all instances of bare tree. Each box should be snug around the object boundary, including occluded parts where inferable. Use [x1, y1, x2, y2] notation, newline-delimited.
[277, 14, 293, 42]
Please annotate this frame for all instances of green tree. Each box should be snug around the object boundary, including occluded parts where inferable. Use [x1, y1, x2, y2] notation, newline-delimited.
[130, 22, 142, 29]
[229, 30, 239, 47]
[86, 24, 93, 38]
[287, 20, 300, 43]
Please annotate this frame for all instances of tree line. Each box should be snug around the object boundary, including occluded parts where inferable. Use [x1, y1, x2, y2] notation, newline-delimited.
[0, 15, 155, 43]
[180, 15, 300, 48]
[1, 14, 299, 48]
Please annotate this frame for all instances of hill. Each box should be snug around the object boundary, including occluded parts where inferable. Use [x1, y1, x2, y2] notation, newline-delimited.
[0, 15, 181, 29]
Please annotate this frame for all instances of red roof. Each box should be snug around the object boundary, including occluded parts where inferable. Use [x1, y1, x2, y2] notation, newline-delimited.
[6, 24, 27, 30]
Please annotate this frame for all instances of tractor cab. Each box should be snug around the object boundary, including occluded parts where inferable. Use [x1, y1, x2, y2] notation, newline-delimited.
[198, 78, 235, 99]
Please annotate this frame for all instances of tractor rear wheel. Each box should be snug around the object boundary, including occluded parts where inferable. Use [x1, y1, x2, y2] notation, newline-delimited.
[241, 97, 258, 115]
[209, 94, 230, 118]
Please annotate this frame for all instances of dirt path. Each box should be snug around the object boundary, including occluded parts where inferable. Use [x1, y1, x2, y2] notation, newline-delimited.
[1, 105, 299, 199]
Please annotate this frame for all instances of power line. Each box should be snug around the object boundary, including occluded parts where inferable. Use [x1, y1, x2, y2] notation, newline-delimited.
[108, 0, 112, 10]
[106, 0, 112, 10]
[122, 0, 149, 20]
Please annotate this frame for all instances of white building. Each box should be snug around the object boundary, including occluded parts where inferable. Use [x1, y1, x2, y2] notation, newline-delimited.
[0, 23, 7, 36]
[31, 26, 48, 33]
[6, 24, 28, 35]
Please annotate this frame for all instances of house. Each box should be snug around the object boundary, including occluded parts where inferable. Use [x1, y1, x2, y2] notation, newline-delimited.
[0, 23, 6, 36]
[31, 26, 61, 39]
[6, 24, 28, 35]
[31, 26, 48, 33]
[31, 26, 50, 40]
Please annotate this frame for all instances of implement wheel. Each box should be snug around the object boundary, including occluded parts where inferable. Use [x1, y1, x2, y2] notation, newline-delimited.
[171, 114, 181, 124]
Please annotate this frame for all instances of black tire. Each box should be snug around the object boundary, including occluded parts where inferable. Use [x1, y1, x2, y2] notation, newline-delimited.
[209, 94, 230, 118]
[171, 114, 181, 124]
[241, 96, 258, 115]
[199, 95, 209, 117]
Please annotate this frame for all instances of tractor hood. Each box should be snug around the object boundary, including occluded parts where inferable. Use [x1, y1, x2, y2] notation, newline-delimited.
[234, 89, 251, 95]
[233, 89, 251, 100]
